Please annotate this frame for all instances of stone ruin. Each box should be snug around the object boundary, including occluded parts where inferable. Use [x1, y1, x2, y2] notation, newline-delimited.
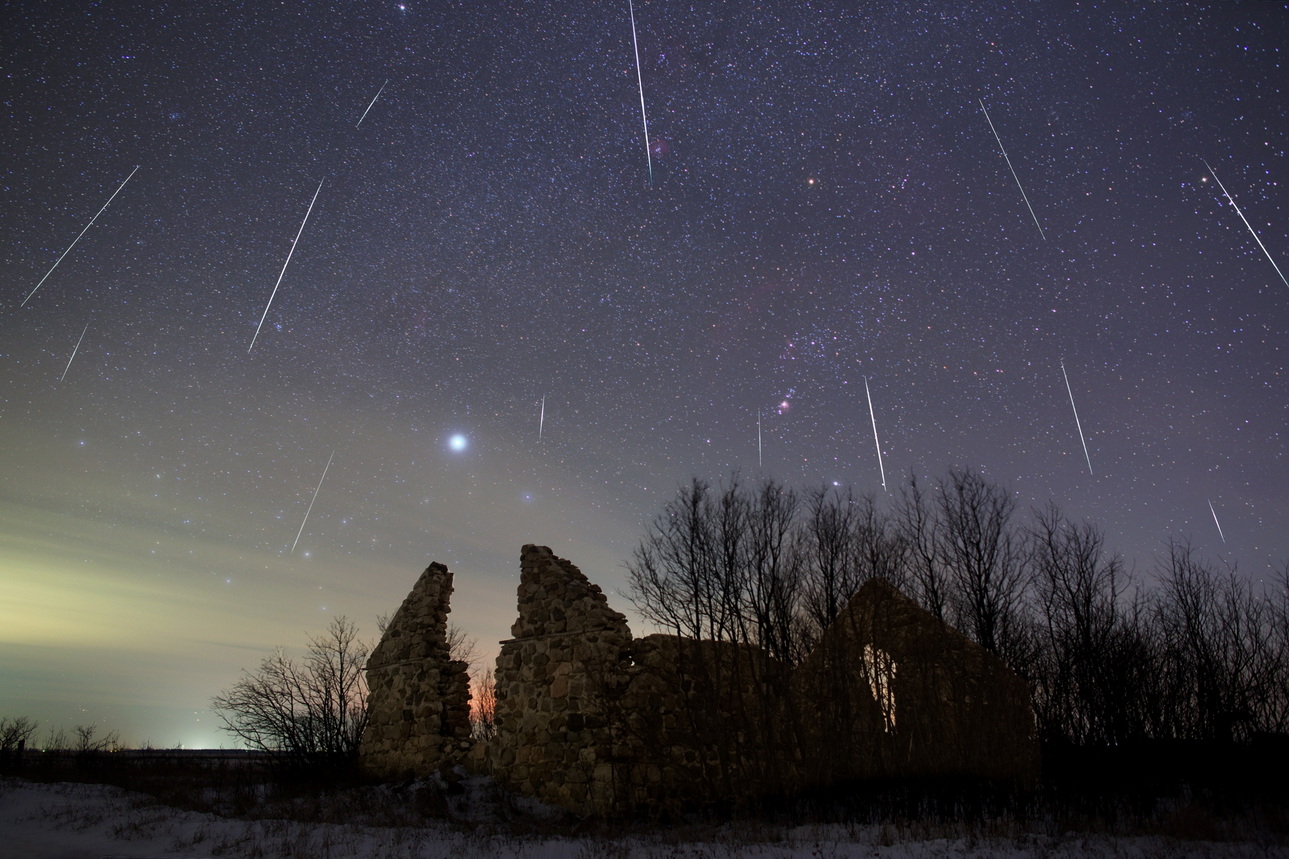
[359, 545, 1039, 814]
[488, 544, 635, 810]
[795, 577, 1038, 787]
[359, 562, 472, 778]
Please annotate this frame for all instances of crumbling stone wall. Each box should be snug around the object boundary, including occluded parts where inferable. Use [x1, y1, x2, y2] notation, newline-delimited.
[613, 634, 796, 810]
[489, 545, 634, 813]
[367, 547, 1038, 815]
[487, 547, 798, 813]
[359, 562, 472, 778]
[795, 578, 1039, 787]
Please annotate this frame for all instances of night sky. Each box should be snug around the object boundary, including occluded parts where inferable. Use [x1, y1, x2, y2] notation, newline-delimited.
[2, 1, 1286, 748]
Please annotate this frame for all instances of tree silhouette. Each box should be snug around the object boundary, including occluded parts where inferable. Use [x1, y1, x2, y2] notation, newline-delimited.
[212, 615, 369, 771]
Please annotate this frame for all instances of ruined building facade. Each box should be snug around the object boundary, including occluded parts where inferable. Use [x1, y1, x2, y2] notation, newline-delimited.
[360, 545, 1039, 814]
[489, 544, 635, 810]
[359, 562, 472, 778]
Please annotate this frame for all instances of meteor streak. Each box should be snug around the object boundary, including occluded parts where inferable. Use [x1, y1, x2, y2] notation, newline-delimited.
[1208, 499, 1226, 544]
[60, 324, 89, 381]
[757, 410, 763, 468]
[864, 376, 887, 491]
[1204, 160, 1289, 291]
[627, 0, 653, 185]
[292, 450, 335, 554]
[249, 179, 324, 353]
[22, 166, 140, 307]
[979, 99, 1045, 241]
[539, 395, 546, 439]
[1060, 360, 1093, 476]
[355, 79, 388, 128]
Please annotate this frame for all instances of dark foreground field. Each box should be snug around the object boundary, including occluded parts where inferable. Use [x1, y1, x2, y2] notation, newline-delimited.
[1, 747, 1286, 858]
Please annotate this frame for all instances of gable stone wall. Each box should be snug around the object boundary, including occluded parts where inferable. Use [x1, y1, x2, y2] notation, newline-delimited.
[359, 562, 472, 778]
[488, 544, 634, 813]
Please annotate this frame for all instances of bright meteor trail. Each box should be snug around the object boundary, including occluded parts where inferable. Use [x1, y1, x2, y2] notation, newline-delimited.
[292, 450, 335, 554]
[249, 179, 324, 353]
[1060, 359, 1093, 476]
[1208, 499, 1226, 544]
[60, 324, 89, 382]
[627, 0, 653, 185]
[864, 376, 887, 492]
[979, 99, 1045, 241]
[22, 166, 140, 307]
[1204, 160, 1289, 291]
[355, 79, 388, 128]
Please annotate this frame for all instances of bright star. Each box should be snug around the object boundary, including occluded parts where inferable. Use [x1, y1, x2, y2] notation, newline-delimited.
[449, 434, 468, 452]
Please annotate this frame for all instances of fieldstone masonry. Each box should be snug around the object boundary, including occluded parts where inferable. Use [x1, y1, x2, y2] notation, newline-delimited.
[489, 544, 634, 812]
[361, 546, 1038, 814]
[795, 578, 1039, 787]
[359, 562, 472, 778]
[609, 632, 798, 809]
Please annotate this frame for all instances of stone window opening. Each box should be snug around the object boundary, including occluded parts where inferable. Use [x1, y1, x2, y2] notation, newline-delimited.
[863, 643, 897, 733]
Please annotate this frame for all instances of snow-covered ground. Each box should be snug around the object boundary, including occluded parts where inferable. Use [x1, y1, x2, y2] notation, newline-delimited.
[0, 777, 1281, 859]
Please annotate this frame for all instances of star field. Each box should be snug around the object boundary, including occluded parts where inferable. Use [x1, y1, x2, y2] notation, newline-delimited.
[1, 1, 1286, 747]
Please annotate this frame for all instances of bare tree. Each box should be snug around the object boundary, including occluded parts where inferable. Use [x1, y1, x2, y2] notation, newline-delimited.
[1104, 593, 1168, 743]
[799, 484, 863, 639]
[796, 486, 907, 649]
[1266, 562, 1289, 733]
[470, 666, 497, 742]
[852, 491, 908, 590]
[935, 468, 1030, 662]
[74, 724, 120, 754]
[1152, 541, 1285, 742]
[742, 478, 803, 663]
[447, 623, 479, 672]
[629, 477, 717, 642]
[43, 726, 69, 751]
[897, 473, 949, 621]
[1028, 503, 1130, 744]
[627, 475, 803, 801]
[0, 716, 39, 771]
[212, 615, 369, 770]
[0, 716, 39, 753]
[629, 475, 804, 660]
